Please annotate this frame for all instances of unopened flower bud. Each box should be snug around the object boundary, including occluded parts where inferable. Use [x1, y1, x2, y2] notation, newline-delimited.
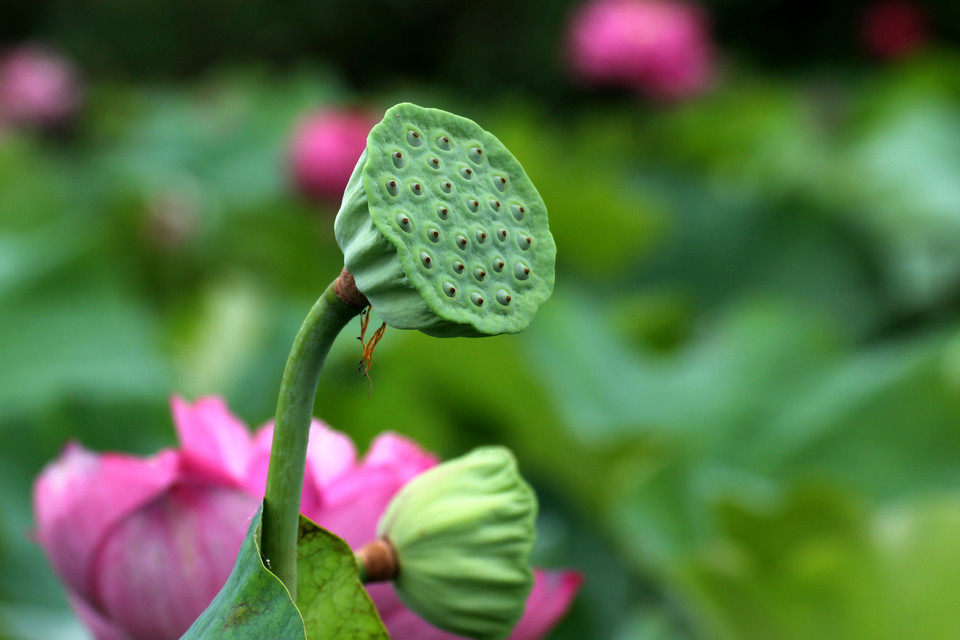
[288, 108, 378, 205]
[375, 446, 537, 640]
[0, 44, 82, 131]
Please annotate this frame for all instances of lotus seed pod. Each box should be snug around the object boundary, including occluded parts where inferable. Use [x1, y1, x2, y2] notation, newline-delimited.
[376, 446, 536, 640]
[334, 103, 556, 337]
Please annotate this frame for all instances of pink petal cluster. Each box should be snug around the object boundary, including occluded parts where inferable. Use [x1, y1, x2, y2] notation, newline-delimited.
[0, 44, 82, 132]
[33, 397, 580, 640]
[859, 1, 929, 60]
[566, 0, 715, 100]
[288, 108, 378, 205]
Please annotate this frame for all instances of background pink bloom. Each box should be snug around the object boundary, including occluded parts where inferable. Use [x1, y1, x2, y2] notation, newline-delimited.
[0, 44, 82, 131]
[860, 1, 929, 60]
[288, 108, 377, 205]
[34, 396, 580, 640]
[566, 0, 715, 100]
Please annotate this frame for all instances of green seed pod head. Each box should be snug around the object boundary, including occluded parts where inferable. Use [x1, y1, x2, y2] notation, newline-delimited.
[335, 103, 556, 338]
[377, 446, 537, 640]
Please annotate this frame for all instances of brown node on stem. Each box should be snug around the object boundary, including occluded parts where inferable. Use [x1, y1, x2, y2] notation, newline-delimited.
[357, 538, 399, 582]
[335, 268, 370, 309]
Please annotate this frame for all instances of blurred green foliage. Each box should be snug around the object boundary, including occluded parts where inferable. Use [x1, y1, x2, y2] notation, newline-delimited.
[3, 7, 960, 639]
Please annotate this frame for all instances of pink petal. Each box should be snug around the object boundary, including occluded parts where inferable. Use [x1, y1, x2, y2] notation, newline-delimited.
[0, 45, 81, 129]
[310, 433, 436, 547]
[288, 109, 377, 203]
[92, 483, 259, 640]
[33, 443, 180, 603]
[509, 570, 583, 640]
[309, 465, 403, 548]
[370, 570, 581, 640]
[68, 594, 137, 640]
[305, 419, 357, 488]
[376, 585, 466, 639]
[171, 396, 253, 484]
[567, 0, 714, 100]
[362, 432, 438, 480]
[247, 420, 356, 516]
[244, 424, 276, 496]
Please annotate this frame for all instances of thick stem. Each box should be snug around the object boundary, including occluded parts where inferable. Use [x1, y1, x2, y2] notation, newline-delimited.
[261, 273, 366, 600]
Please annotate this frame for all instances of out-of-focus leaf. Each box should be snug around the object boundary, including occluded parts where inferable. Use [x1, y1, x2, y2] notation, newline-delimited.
[680, 486, 887, 640]
[612, 608, 692, 640]
[170, 277, 270, 397]
[874, 496, 960, 639]
[525, 286, 838, 447]
[655, 488, 960, 640]
[0, 603, 88, 640]
[97, 71, 349, 212]
[490, 108, 665, 276]
[845, 99, 960, 308]
[0, 278, 170, 418]
[0, 222, 97, 297]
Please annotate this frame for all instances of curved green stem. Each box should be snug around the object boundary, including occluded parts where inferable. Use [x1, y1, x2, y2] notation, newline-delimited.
[261, 279, 363, 600]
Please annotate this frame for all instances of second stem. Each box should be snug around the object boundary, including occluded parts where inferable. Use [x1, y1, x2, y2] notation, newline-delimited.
[260, 276, 365, 601]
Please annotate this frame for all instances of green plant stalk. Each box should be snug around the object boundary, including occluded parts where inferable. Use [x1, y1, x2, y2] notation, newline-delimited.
[261, 279, 363, 600]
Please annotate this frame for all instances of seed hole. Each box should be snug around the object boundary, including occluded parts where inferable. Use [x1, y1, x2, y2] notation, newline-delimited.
[473, 268, 486, 281]
[470, 292, 484, 306]
[386, 180, 399, 196]
[489, 199, 501, 211]
[436, 206, 449, 220]
[453, 261, 465, 274]
[498, 228, 508, 241]
[443, 282, 457, 297]
[467, 199, 480, 212]
[407, 130, 422, 147]
[420, 251, 433, 268]
[459, 167, 474, 180]
[493, 258, 505, 273]
[395, 213, 412, 232]
[456, 234, 468, 249]
[428, 157, 441, 169]
[514, 263, 530, 280]
[393, 152, 405, 169]
[510, 204, 525, 221]
[427, 228, 440, 242]
[493, 176, 507, 192]
[476, 229, 487, 243]
[496, 289, 512, 305]
[518, 235, 532, 250]
[410, 183, 423, 196]
[436, 136, 451, 151]
[468, 147, 483, 164]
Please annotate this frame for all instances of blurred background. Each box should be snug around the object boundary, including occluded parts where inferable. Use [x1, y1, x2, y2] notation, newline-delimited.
[2, 0, 960, 638]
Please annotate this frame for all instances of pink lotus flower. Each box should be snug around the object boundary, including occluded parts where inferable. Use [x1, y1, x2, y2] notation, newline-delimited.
[0, 44, 82, 131]
[34, 397, 580, 640]
[566, 0, 715, 100]
[859, 1, 929, 60]
[288, 108, 378, 205]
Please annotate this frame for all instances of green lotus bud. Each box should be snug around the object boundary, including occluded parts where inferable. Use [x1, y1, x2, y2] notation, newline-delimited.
[376, 446, 537, 640]
[334, 103, 556, 338]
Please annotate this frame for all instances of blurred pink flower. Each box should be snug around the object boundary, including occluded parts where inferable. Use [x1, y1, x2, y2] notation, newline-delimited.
[34, 396, 580, 640]
[860, 1, 929, 60]
[0, 45, 82, 131]
[566, 0, 715, 100]
[288, 108, 377, 205]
